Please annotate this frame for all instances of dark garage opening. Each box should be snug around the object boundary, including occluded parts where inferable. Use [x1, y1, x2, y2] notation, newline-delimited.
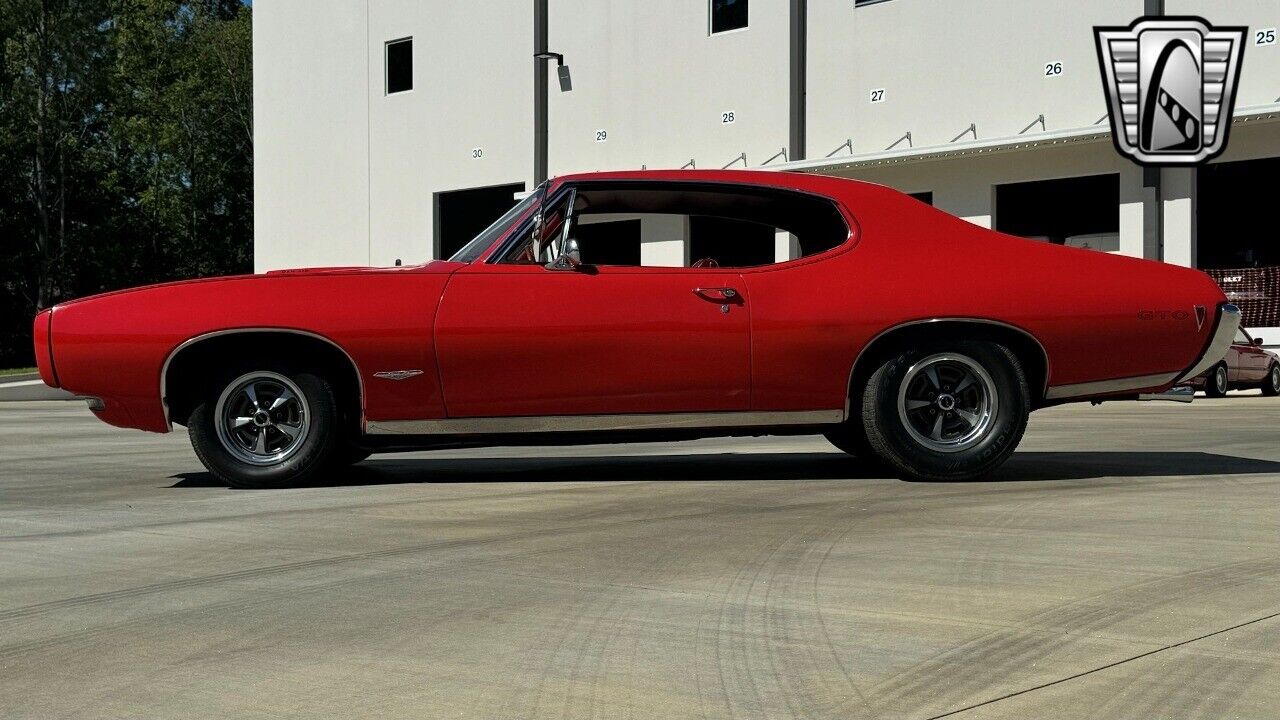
[995, 174, 1119, 250]
[1197, 157, 1280, 270]
[689, 215, 775, 267]
[908, 191, 933, 205]
[435, 182, 526, 260]
[1197, 156, 1280, 329]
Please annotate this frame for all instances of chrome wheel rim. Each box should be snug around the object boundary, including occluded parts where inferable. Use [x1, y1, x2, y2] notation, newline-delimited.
[1271, 366, 1279, 390]
[1215, 366, 1228, 394]
[897, 353, 998, 453]
[214, 372, 310, 466]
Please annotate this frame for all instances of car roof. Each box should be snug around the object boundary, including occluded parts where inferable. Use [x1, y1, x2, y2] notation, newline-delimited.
[551, 169, 891, 199]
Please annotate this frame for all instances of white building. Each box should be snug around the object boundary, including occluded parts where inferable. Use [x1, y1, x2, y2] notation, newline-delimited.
[253, 0, 1280, 338]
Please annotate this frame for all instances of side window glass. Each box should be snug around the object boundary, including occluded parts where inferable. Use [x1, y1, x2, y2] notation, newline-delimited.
[547, 185, 847, 269]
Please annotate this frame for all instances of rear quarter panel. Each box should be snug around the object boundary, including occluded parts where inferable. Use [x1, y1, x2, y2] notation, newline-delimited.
[744, 184, 1223, 410]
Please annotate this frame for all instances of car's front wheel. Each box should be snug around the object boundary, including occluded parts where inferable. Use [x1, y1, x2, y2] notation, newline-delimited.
[188, 369, 340, 488]
[1263, 363, 1280, 397]
[1204, 363, 1229, 398]
[860, 342, 1029, 482]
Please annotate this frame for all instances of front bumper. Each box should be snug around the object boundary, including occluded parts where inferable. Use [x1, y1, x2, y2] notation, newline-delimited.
[1174, 303, 1241, 384]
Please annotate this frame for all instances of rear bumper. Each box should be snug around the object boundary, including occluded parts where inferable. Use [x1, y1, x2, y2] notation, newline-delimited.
[1173, 303, 1241, 384]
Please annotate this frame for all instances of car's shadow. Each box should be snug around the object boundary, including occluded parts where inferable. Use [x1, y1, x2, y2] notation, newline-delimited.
[168, 450, 1280, 489]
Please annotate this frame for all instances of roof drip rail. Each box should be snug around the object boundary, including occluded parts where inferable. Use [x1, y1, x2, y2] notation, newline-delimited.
[680, 158, 696, 169]
[721, 152, 748, 169]
[761, 147, 788, 165]
[825, 138, 853, 158]
[949, 123, 977, 143]
[1019, 114, 1047, 134]
[885, 131, 912, 151]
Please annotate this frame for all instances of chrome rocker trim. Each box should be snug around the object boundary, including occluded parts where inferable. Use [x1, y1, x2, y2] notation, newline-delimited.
[366, 409, 845, 436]
[1044, 373, 1179, 400]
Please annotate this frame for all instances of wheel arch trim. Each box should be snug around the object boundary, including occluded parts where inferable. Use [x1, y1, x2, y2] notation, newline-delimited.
[159, 327, 365, 431]
[845, 318, 1051, 413]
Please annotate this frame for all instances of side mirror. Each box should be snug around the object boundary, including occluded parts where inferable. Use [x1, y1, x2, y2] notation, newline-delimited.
[1254, 337, 1265, 346]
[545, 238, 582, 271]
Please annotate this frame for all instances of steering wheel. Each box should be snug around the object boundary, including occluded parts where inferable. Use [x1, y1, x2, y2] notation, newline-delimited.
[691, 257, 720, 269]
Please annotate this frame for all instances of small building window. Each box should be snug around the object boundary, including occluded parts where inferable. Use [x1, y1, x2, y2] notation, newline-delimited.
[386, 38, 413, 94]
[710, 0, 747, 34]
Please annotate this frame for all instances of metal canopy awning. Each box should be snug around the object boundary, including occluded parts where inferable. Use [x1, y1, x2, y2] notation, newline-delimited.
[769, 102, 1280, 174]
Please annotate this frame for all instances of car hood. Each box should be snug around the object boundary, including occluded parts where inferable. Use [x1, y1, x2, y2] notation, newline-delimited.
[53, 261, 462, 309]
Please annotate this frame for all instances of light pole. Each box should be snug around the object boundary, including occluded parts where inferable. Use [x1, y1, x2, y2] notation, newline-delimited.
[533, 2, 571, 184]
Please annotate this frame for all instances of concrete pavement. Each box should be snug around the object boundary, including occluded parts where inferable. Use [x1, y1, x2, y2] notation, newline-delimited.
[0, 374, 75, 402]
[1, 397, 1279, 719]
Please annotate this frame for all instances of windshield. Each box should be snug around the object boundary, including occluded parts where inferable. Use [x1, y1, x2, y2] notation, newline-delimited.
[447, 187, 543, 263]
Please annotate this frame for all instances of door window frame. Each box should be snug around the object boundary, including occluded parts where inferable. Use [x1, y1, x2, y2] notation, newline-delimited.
[477, 179, 860, 272]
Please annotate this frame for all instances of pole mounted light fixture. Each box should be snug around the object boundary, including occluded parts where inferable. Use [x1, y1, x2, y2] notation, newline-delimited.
[534, 52, 572, 92]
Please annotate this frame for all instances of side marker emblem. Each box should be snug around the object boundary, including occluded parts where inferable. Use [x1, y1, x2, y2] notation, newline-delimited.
[373, 370, 425, 381]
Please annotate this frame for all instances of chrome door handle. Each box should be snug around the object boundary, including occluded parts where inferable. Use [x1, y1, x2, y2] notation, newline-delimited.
[693, 287, 739, 301]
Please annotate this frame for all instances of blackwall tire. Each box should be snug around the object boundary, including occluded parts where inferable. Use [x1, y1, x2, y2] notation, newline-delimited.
[823, 420, 886, 470]
[1204, 364, 1229, 398]
[333, 444, 373, 467]
[188, 370, 339, 488]
[1263, 364, 1280, 397]
[861, 342, 1029, 482]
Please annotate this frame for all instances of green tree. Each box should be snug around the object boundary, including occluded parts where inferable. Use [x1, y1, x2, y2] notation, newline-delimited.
[0, 0, 252, 367]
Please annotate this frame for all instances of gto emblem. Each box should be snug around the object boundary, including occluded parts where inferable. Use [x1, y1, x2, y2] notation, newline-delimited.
[373, 370, 425, 381]
[1194, 305, 1207, 330]
[1137, 310, 1191, 321]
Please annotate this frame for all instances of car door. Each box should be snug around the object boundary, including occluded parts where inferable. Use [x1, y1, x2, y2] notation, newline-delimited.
[434, 205, 751, 419]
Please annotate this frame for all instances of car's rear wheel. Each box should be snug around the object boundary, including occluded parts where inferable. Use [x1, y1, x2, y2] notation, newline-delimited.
[1263, 363, 1280, 397]
[823, 419, 883, 467]
[189, 369, 340, 488]
[336, 444, 373, 466]
[860, 342, 1029, 481]
[1204, 363, 1229, 398]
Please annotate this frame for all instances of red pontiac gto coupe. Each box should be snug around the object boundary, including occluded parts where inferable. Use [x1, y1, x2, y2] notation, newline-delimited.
[33, 170, 1239, 487]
